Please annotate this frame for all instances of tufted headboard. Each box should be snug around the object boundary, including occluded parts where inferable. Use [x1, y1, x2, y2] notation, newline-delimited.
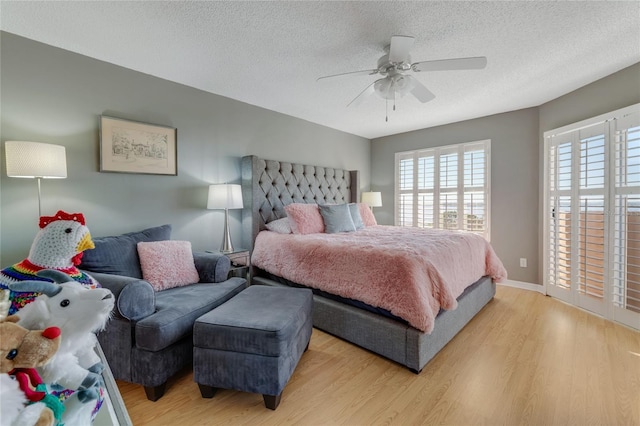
[240, 155, 360, 253]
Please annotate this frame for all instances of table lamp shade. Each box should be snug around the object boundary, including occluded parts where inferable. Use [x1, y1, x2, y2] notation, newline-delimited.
[207, 183, 243, 253]
[361, 191, 382, 207]
[5, 141, 67, 178]
[207, 184, 244, 210]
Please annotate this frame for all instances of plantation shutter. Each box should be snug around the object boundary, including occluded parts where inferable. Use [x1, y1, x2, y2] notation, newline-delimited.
[548, 134, 573, 293]
[395, 140, 490, 240]
[439, 146, 459, 230]
[576, 124, 607, 313]
[612, 112, 640, 324]
[417, 153, 435, 228]
[545, 103, 640, 330]
[396, 152, 415, 227]
[464, 142, 489, 234]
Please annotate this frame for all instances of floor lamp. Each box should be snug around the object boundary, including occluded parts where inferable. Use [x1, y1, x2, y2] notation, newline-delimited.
[207, 184, 244, 253]
[4, 141, 68, 217]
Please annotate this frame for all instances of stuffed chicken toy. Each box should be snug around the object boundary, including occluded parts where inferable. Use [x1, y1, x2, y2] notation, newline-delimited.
[0, 315, 63, 426]
[9, 270, 114, 426]
[0, 211, 99, 315]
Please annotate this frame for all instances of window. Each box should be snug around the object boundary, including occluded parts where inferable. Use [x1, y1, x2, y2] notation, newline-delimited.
[545, 103, 640, 330]
[395, 140, 491, 240]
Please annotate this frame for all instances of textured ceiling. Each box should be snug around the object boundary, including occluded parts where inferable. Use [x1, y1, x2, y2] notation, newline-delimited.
[1, 1, 639, 139]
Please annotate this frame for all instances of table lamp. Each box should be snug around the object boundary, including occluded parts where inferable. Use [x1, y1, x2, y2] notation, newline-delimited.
[207, 184, 244, 253]
[361, 191, 382, 210]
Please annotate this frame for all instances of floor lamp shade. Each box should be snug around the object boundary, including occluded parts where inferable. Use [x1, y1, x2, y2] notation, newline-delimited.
[5, 141, 67, 179]
[361, 191, 382, 208]
[207, 184, 244, 253]
[5, 141, 67, 217]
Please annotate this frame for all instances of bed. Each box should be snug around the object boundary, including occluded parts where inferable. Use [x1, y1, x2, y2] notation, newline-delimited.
[240, 155, 504, 373]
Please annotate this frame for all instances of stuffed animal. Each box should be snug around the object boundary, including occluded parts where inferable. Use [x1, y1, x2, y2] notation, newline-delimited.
[0, 316, 61, 373]
[8, 270, 114, 397]
[9, 270, 114, 426]
[0, 211, 99, 315]
[0, 315, 63, 426]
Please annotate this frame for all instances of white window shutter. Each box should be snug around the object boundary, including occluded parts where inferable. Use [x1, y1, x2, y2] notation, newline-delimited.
[395, 140, 490, 239]
[545, 103, 640, 330]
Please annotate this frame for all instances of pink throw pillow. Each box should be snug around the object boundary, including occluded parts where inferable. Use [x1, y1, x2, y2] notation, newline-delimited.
[137, 240, 200, 291]
[358, 203, 378, 226]
[284, 203, 325, 234]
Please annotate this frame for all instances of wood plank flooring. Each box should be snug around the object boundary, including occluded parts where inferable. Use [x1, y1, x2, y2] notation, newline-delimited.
[117, 286, 640, 425]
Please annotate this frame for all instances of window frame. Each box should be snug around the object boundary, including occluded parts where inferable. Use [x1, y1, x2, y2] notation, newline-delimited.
[394, 139, 491, 240]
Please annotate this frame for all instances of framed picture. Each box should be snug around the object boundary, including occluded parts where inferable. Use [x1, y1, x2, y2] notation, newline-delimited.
[99, 116, 177, 175]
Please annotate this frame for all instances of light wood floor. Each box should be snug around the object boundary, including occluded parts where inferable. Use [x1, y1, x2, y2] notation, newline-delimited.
[117, 286, 640, 425]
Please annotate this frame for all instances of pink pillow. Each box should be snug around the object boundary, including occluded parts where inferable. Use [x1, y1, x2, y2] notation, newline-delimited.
[358, 203, 378, 226]
[284, 203, 325, 234]
[137, 240, 200, 291]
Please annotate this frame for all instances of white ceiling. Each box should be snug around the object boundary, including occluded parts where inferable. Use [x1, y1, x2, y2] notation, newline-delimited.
[2, 1, 639, 139]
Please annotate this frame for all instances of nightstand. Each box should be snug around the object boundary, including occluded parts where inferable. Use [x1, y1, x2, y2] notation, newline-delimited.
[208, 249, 250, 279]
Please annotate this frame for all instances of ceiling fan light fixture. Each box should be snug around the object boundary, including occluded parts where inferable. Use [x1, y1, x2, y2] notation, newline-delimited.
[374, 73, 415, 100]
[373, 78, 392, 99]
[393, 74, 415, 96]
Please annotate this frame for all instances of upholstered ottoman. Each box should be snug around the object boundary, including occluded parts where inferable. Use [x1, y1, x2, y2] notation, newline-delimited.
[193, 285, 313, 410]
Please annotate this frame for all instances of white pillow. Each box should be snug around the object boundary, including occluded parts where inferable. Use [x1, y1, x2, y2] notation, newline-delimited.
[265, 217, 292, 234]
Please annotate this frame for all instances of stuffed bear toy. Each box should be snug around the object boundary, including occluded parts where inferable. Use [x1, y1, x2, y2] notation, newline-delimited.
[0, 211, 99, 315]
[0, 315, 63, 426]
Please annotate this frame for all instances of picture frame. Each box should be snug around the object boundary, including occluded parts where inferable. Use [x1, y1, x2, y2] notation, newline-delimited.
[99, 116, 177, 175]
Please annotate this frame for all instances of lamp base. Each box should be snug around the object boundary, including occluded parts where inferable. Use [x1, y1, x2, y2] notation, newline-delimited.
[220, 208, 234, 253]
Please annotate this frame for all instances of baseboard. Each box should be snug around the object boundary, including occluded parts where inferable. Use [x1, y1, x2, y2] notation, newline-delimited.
[498, 280, 545, 294]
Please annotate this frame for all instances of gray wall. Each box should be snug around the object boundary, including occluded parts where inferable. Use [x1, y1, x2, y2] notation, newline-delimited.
[0, 32, 370, 266]
[371, 62, 640, 285]
[371, 108, 539, 284]
[539, 63, 640, 132]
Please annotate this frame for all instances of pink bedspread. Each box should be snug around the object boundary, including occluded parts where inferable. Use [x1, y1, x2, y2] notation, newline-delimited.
[251, 225, 507, 333]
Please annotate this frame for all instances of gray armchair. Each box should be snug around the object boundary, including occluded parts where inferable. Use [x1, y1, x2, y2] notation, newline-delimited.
[79, 225, 247, 401]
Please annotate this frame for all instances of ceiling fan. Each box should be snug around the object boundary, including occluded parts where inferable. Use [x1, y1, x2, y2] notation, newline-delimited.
[317, 35, 487, 118]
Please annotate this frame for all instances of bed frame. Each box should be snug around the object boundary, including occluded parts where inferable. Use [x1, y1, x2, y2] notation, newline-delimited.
[241, 155, 495, 372]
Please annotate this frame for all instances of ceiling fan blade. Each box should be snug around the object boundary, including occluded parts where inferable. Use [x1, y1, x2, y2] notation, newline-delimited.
[412, 56, 487, 72]
[407, 76, 436, 103]
[346, 81, 377, 108]
[388, 35, 415, 63]
[317, 69, 378, 82]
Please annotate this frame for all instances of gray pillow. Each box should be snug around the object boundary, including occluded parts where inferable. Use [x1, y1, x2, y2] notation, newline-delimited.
[319, 204, 356, 233]
[79, 224, 172, 278]
[348, 203, 365, 230]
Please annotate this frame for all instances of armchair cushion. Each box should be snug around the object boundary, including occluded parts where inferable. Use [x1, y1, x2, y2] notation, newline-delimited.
[135, 277, 247, 352]
[79, 224, 172, 278]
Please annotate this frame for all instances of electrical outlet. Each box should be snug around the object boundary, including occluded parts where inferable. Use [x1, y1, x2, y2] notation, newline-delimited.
[520, 258, 527, 268]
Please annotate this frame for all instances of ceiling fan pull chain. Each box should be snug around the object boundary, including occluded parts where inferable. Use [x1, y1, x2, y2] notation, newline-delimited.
[386, 99, 388, 122]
